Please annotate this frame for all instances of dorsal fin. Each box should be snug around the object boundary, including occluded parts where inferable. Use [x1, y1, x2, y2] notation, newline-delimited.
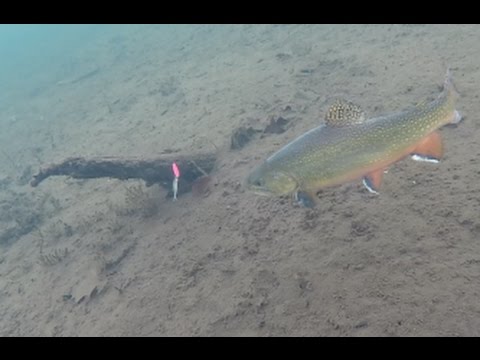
[325, 99, 366, 127]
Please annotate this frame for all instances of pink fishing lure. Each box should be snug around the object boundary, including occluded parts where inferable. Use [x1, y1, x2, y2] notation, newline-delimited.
[172, 162, 180, 178]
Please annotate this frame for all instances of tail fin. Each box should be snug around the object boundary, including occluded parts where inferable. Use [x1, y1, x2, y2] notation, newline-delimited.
[443, 67, 460, 98]
[444, 67, 462, 125]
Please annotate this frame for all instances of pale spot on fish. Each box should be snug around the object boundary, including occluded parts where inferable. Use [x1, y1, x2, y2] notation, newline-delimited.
[411, 154, 440, 163]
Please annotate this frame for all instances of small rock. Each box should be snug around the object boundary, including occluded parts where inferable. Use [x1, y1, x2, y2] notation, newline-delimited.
[354, 263, 365, 271]
[354, 321, 368, 329]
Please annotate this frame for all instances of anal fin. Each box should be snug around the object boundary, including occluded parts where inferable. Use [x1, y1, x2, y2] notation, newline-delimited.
[411, 131, 443, 163]
[363, 168, 384, 194]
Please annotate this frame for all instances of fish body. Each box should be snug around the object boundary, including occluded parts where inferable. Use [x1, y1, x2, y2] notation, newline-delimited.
[246, 69, 461, 204]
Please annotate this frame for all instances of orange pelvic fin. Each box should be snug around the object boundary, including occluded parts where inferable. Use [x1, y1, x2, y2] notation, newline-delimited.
[411, 131, 443, 163]
[362, 168, 384, 194]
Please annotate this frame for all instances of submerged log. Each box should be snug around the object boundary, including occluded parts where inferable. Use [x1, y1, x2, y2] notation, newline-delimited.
[30, 154, 216, 196]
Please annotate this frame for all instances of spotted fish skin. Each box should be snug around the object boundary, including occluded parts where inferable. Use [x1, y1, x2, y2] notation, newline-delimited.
[246, 69, 460, 202]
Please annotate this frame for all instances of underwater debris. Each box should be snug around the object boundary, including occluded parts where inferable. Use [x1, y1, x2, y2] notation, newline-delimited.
[39, 247, 70, 266]
[231, 116, 291, 150]
[37, 229, 70, 266]
[30, 154, 216, 199]
[262, 116, 289, 135]
[231, 126, 261, 150]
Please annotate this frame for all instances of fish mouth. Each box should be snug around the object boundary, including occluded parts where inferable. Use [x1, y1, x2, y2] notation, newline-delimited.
[245, 168, 269, 195]
[245, 177, 275, 196]
[245, 182, 274, 196]
[246, 166, 297, 197]
[250, 187, 275, 197]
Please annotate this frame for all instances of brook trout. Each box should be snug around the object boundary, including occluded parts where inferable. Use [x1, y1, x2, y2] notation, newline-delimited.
[246, 69, 462, 207]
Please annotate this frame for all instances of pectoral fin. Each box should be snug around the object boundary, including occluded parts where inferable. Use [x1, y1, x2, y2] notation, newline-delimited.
[362, 168, 384, 194]
[411, 131, 443, 163]
[293, 190, 316, 208]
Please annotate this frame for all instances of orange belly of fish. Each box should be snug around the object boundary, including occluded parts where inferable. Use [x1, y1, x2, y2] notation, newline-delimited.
[308, 130, 443, 193]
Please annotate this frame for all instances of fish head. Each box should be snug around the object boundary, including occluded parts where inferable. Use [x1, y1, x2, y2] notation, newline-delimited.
[246, 163, 298, 196]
